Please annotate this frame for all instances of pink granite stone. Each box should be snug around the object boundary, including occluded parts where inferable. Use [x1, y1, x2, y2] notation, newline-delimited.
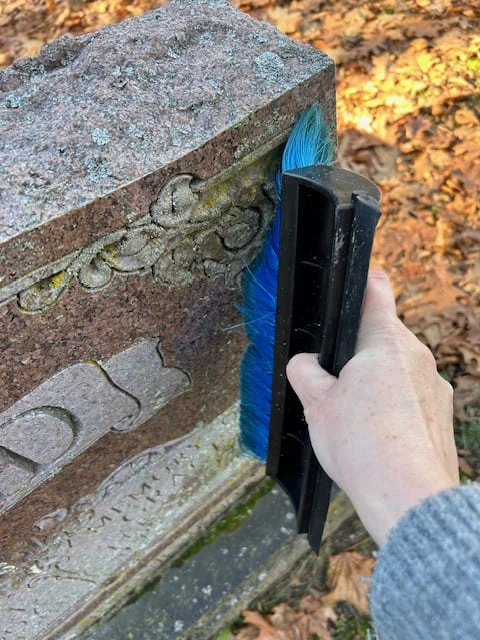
[0, 0, 335, 526]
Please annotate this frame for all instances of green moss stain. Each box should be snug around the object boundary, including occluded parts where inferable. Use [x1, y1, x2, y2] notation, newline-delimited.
[125, 478, 274, 606]
[333, 603, 375, 639]
[202, 182, 231, 211]
[102, 243, 117, 261]
[18, 269, 70, 312]
[172, 478, 274, 569]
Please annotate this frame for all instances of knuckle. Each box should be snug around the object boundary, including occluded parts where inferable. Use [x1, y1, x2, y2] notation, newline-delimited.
[286, 355, 301, 383]
[286, 353, 301, 374]
[417, 342, 437, 369]
[439, 375, 454, 398]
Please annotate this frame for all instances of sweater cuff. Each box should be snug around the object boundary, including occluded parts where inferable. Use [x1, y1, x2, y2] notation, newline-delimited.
[370, 483, 480, 640]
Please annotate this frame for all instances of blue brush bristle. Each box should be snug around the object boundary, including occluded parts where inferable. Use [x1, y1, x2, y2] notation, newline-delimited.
[239, 104, 334, 460]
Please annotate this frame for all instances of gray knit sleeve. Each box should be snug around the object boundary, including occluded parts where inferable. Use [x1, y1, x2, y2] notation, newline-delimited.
[370, 483, 480, 639]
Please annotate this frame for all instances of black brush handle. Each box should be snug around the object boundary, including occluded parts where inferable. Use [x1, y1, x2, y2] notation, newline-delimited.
[267, 165, 381, 553]
[307, 192, 381, 549]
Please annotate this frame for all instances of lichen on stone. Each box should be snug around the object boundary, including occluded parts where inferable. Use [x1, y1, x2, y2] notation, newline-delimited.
[91, 128, 111, 146]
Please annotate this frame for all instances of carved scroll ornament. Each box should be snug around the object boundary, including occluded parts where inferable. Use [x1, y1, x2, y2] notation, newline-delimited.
[1, 153, 276, 313]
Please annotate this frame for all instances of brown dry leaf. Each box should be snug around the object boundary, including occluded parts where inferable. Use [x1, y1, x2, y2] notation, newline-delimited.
[458, 455, 475, 478]
[265, 7, 302, 35]
[297, 591, 337, 640]
[55, 6, 71, 27]
[399, 261, 464, 316]
[268, 603, 298, 629]
[322, 552, 375, 616]
[457, 262, 480, 305]
[403, 16, 445, 39]
[238, 610, 289, 640]
[457, 342, 480, 375]
[433, 218, 456, 255]
[238, 594, 336, 640]
[454, 108, 479, 126]
[454, 376, 480, 421]
[337, 130, 398, 182]
[342, 7, 369, 37]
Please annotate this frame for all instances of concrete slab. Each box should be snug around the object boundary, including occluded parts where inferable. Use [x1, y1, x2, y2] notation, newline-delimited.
[86, 485, 300, 640]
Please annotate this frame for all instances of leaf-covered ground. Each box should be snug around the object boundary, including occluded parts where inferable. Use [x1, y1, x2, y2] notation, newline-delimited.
[232, 551, 375, 640]
[1, 0, 479, 637]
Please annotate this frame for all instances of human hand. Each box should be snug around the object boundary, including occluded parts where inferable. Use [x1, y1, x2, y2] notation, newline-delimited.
[286, 271, 459, 546]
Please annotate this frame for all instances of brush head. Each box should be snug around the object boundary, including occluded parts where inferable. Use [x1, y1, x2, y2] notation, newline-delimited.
[239, 104, 334, 460]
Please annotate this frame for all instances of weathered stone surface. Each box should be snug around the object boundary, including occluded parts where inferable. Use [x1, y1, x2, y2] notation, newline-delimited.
[1, 153, 276, 314]
[102, 339, 192, 428]
[0, 0, 334, 280]
[0, 0, 335, 522]
[0, 404, 355, 640]
[88, 485, 300, 640]
[0, 5, 336, 631]
[0, 340, 190, 511]
[0, 405, 266, 640]
[88, 490, 355, 640]
[0, 273, 244, 530]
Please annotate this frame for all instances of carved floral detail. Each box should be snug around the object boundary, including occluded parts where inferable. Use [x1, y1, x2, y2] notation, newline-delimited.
[7, 153, 277, 313]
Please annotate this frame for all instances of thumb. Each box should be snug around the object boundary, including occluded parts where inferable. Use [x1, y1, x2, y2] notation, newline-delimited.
[356, 271, 400, 351]
[286, 353, 336, 410]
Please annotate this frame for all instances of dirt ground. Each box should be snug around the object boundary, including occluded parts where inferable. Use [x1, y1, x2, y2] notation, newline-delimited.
[1, 1, 479, 637]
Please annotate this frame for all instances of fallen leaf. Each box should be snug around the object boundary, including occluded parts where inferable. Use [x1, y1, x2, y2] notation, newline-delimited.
[297, 591, 337, 639]
[322, 552, 375, 616]
[337, 129, 398, 182]
[453, 376, 480, 421]
[265, 7, 302, 35]
[458, 456, 475, 478]
[454, 108, 479, 126]
[270, 603, 299, 627]
[238, 594, 336, 640]
[239, 610, 286, 640]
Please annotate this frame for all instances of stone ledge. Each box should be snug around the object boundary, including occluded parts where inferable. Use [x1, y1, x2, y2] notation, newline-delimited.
[84, 482, 355, 640]
[0, 401, 355, 640]
[0, 404, 264, 640]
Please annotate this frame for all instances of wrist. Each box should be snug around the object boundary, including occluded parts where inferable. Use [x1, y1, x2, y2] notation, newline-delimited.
[349, 468, 459, 546]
